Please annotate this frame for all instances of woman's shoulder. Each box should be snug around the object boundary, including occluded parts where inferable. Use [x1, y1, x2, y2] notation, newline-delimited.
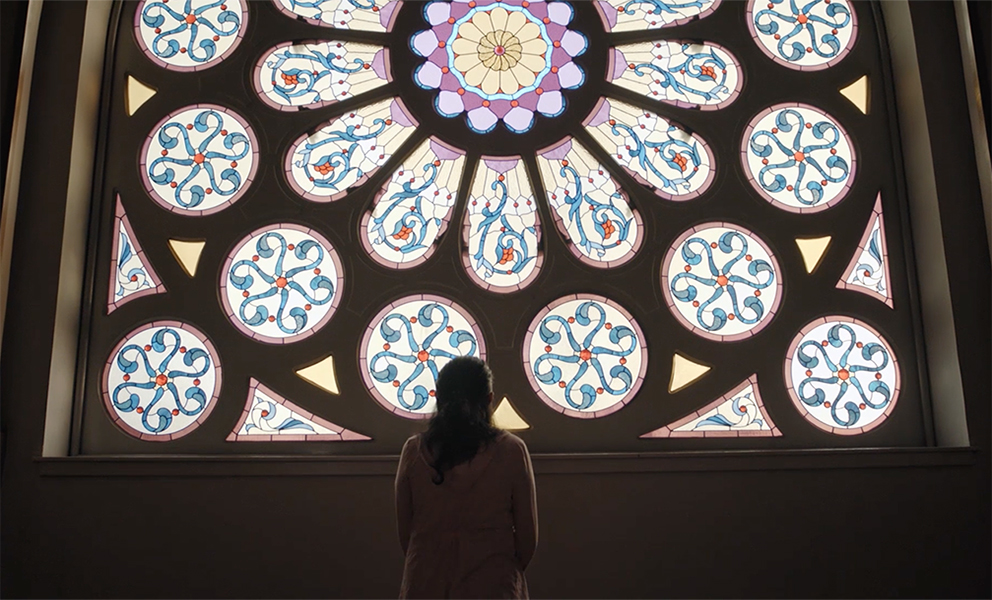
[495, 430, 530, 454]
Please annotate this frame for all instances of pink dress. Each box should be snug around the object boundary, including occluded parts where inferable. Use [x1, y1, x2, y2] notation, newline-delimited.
[395, 431, 538, 599]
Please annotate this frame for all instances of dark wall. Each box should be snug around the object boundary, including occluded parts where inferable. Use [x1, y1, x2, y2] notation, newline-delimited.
[1, 2, 989, 598]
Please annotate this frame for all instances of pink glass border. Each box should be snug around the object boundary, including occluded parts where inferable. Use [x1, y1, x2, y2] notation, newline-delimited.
[522, 293, 649, 420]
[227, 378, 371, 441]
[594, 0, 723, 31]
[219, 222, 345, 345]
[133, 0, 249, 73]
[784, 315, 902, 436]
[460, 155, 545, 293]
[740, 102, 858, 214]
[283, 98, 419, 203]
[607, 40, 744, 112]
[745, 0, 858, 73]
[535, 137, 646, 269]
[358, 294, 488, 420]
[139, 103, 260, 216]
[101, 320, 223, 442]
[836, 192, 894, 308]
[359, 137, 466, 270]
[660, 221, 784, 342]
[641, 374, 782, 438]
[583, 97, 717, 202]
[269, 0, 403, 32]
[108, 195, 166, 314]
[252, 41, 392, 112]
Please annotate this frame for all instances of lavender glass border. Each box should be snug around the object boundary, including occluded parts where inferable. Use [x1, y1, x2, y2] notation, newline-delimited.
[535, 137, 646, 269]
[521, 293, 649, 420]
[252, 41, 392, 112]
[138, 103, 261, 216]
[660, 221, 785, 342]
[100, 320, 223, 442]
[745, 0, 859, 73]
[641, 374, 783, 438]
[783, 315, 902, 436]
[739, 102, 858, 214]
[219, 222, 345, 345]
[359, 137, 466, 270]
[107, 195, 166, 314]
[358, 294, 489, 420]
[226, 378, 371, 441]
[836, 192, 894, 308]
[133, 0, 249, 73]
[593, 0, 723, 32]
[269, 0, 402, 32]
[460, 155, 545, 293]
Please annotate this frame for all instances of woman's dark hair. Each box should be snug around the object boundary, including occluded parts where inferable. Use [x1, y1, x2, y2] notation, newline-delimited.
[424, 356, 499, 484]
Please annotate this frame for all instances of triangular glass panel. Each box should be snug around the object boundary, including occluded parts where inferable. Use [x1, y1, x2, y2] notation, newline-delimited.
[228, 379, 370, 441]
[168, 239, 205, 278]
[837, 194, 893, 307]
[493, 397, 530, 431]
[840, 75, 869, 114]
[669, 352, 710, 393]
[796, 236, 832, 273]
[297, 354, 340, 394]
[643, 376, 781, 438]
[126, 75, 156, 116]
[109, 195, 165, 313]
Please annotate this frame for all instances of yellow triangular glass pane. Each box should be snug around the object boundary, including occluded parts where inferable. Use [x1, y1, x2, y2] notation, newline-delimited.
[796, 236, 832, 273]
[840, 75, 868, 114]
[296, 355, 339, 395]
[493, 397, 530, 430]
[669, 353, 711, 393]
[126, 75, 157, 116]
[168, 239, 205, 278]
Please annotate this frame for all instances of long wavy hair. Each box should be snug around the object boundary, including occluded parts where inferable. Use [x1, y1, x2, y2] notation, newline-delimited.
[424, 356, 500, 485]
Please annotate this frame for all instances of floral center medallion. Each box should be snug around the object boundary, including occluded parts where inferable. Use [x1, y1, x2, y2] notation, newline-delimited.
[412, 1, 587, 134]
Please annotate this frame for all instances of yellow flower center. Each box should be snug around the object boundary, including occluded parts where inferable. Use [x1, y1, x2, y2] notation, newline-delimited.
[478, 30, 522, 71]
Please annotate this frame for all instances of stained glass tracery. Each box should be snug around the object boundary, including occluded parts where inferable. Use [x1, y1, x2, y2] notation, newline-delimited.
[135, 0, 248, 71]
[746, 0, 857, 71]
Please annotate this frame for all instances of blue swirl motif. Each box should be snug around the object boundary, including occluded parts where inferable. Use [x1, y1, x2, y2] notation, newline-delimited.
[148, 109, 251, 209]
[753, 0, 853, 64]
[748, 108, 850, 207]
[293, 116, 389, 194]
[115, 227, 152, 298]
[263, 43, 367, 107]
[609, 118, 705, 195]
[471, 177, 537, 282]
[111, 327, 212, 434]
[554, 163, 633, 260]
[796, 323, 892, 427]
[369, 160, 446, 259]
[245, 398, 314, 434]
[631, 43, 733, 106]
[228, 232, 336, 336]
[283, 0, 378, 24]
[369, 303, 479, 411]
[618, 0, 717, 26]
[669, 231, 775, 333]
[533, 301, 638, 411]
[694, 390, 765, 430]
[140, 0, 241, 65]
[848, 221, 886, 295]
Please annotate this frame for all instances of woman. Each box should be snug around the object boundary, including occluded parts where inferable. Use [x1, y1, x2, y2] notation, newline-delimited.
[394, 356, 538, 599]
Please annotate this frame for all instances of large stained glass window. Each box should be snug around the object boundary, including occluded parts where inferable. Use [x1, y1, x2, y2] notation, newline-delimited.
[73, 0, 929, 455]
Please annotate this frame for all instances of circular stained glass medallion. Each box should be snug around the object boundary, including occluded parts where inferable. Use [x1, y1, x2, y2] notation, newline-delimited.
[785, 316, 900, 435]
[140, 104, 259, 216]
[524, 294, 647, 418]
[747, 0, 857, 71]
[102, 320, 222, 441]
[134, 0, 248, 72]
[662, 222, 783, 341]
[742, 103, 856, 213]
[221, 224, 344, 344]
[360, 295, 487, 419]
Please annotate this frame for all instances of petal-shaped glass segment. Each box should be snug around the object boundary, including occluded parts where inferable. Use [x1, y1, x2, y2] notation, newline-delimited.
[285, 98, 417, 202]
[837, 194, 892, 307]
[462, 157, 542, 292]
[135, 0, 247, 71]
[584, 98, 715, 201]
[361, 138, 466, 269]
[102, 321, 222, 441]
[220, 224, 344, 344]
[785, 317, 900, 435]
[661, 223, 782, 342]
[255, 41, 391, 111]
[536, 138, 642, 267]
[742, 103, 856, 213]
[747, 0, 857, 71]
[109, 196, 166, 314]
[360, 295, 487, 419]
[608, 41, 742, 110]
[140, 104, 259, 216]
[594, 0, 721, 32]
[523, 294, 648, 419]
[271, 0, 401, 31]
